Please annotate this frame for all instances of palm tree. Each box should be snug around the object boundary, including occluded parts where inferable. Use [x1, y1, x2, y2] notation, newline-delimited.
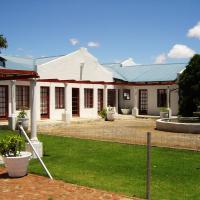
[0, 34, 8, 53]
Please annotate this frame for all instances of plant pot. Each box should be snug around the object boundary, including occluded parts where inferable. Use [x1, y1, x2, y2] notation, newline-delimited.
[3, 151, 32, 177]
[160, 112, 169, 119]
[18, 118, 29, 131]
[106, 112, 115, 121]
[121, 108, 130, 115]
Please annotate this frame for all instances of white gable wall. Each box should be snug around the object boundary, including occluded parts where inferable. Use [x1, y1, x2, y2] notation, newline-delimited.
[37, 48, 113, 82]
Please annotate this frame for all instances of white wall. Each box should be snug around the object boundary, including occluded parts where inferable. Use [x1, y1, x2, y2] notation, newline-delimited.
[37, 48, 113, 82]
[118, 84, 179, 116]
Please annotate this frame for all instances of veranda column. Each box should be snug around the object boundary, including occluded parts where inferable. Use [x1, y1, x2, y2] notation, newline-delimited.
[27, 79, 43, 158]
[103, 85, 107, 109]
[9, 80, 16, 130]
[132, 88, 138, 116]
[115, 89, 119, 114]
[167, 87, 172, 117]
[64, 83, 72, 123]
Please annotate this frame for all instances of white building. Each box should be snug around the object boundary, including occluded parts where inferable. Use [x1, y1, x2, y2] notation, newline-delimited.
[0, 48, 186, 122]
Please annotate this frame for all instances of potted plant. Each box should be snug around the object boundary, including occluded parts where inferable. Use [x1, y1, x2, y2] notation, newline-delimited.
[159, 107, 169, 119]
[17, 108, 29, 131]
[121, 107, 131, 115]
[0, 135, 31, 177]
[98, 108, 107, 120]
[106, 107, 115, 121]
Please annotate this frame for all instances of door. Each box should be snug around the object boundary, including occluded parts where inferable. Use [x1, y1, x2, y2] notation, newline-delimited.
[98, 89, 103, 112]
[72, 88, 80, 116]
[139, 89, 148, 115]
[40, 87, 50, 119]
[107, 89, 116, 107]
[0, 86, 8, 120]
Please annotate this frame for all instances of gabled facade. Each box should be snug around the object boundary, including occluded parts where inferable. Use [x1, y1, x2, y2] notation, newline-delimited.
[0, 48, 186, 122]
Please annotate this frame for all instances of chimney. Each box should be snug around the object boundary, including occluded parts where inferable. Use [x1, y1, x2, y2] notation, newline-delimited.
[80, 63, 84, 80]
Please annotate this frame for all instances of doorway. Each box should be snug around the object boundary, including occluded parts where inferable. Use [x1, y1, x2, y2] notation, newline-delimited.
[72, 88, 80, 116]
[40, 87, 50, 119]
[139, 89, 148, 115]
[0, 85, 8, 120]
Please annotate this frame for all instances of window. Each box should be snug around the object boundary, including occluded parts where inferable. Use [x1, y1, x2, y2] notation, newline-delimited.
[16, 86, 29, 110]
[84, 88, 93, 108]
[107, 89, 116, 107]
[55, 87, 65, 109]
[157, 89, 167, 107]
[123, 89, 131, 100]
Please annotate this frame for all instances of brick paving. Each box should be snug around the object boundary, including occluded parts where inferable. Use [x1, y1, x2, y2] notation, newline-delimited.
[38, 117, 200, 151]
[0, 168, 140, 200]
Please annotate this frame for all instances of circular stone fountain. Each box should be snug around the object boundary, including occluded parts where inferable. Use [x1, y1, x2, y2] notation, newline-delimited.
[156, 117, 200, 134]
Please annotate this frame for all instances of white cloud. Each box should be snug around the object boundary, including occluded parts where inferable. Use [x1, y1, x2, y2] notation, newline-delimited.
[187, 21, 200, 39]
[69, 38, 79, 46]
[17, 48, 24, 51]
[26, 55, 33, 58]
[168, 44, 195, 59]
[121, 58, 137, 66]
[87, 41, 100, 48]
[154, 53, 166, 64]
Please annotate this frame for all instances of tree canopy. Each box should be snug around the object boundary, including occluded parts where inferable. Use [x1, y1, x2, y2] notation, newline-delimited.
[178, 54, 200, 116]
[0, 34, 8, 53]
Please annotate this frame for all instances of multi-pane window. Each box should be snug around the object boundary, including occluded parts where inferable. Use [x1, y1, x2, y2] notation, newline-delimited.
[107, 89, 116, 107]
[16, 86, 29, 110]
[55, 87, 65, 109]
[123, 89, 131, 100]
[84, 88, 93, 108]
[157, 89, 167, 107]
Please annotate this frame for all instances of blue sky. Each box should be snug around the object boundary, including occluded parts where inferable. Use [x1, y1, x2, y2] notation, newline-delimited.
[1, 0, 200, 64]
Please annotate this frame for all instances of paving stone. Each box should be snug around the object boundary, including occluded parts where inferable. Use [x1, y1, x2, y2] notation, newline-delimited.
[0, 168, 140, 200]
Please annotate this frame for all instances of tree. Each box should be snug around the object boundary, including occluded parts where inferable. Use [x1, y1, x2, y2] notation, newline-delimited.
[178, 54, 200, 116]
[0, 34, 8, 53]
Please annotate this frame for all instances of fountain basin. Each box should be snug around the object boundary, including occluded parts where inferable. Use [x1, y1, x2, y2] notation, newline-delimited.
[156, 118, 200, 134]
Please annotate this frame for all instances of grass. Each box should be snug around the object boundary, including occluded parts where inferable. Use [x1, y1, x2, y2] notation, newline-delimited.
[0, 130, 200, 199]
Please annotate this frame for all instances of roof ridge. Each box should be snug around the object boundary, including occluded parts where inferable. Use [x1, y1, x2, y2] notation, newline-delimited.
[36, 55, 64, 60]
[0, 54, 33, 60]
[102, 62, 186, 67]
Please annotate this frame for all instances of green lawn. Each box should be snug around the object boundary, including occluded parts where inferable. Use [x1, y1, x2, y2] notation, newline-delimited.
[0, 130, 200, 200]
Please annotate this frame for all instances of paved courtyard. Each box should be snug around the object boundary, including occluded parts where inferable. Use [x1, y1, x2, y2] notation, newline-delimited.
[0, 168, 138, 200]
[38, 116, 200, 151]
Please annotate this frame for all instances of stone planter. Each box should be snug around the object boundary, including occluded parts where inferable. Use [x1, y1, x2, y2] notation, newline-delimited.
[18, 118, 29, 131]
[121, 108, 130, 115]
[3, 151, 32, 177]
[160, 112, 169, 119]
[106, 112, 115, 121]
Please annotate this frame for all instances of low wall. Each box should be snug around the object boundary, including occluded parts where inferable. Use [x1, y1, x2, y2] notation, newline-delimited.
[156, 118, 200, 134]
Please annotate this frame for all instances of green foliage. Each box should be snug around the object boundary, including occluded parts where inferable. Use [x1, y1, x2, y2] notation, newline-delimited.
[98, 108, 107, 119]
[17, 108, 28, 118]
[178, 54, 200, 116]
[0, 34, 8, 52]
[0, 135, 24, 157]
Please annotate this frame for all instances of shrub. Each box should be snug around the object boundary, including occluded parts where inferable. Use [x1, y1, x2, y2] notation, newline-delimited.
[98, 109, 107, 119]
[0, 135, 24, 157]
[178, 54, 200, 116]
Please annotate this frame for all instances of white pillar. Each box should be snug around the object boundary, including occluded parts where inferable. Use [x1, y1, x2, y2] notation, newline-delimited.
[94, 87, 98, 115]
[103, 85, 107, 109]
[167, 87, 172, 117]
[26, 79, 43, 158]
[63, 83, 72, 123]
[9, 80, 17, 130]
[30, 79, 37, 141]
[132, 88, 138, 116]
[115, 89, 119, 114]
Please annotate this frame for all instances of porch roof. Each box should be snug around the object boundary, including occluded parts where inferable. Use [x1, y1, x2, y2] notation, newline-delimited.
[0, 67, 39, 80]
